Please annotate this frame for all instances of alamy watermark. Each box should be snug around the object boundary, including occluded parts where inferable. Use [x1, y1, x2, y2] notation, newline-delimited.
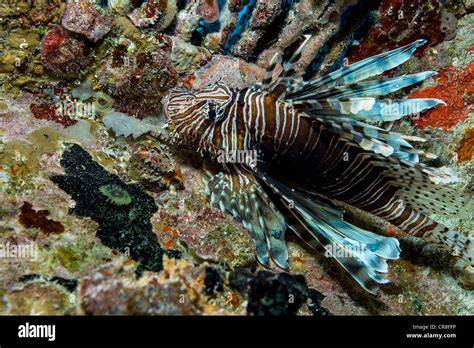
[56, 99, 96, 119]
[380, 99, 426, 119]
[324, 243, 366, 259]
[0, 242, 38, 260]
[18, 322, 55, 341]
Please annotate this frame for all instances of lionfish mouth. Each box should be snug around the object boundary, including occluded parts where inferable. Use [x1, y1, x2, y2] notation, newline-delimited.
[161, 87, 188, 116]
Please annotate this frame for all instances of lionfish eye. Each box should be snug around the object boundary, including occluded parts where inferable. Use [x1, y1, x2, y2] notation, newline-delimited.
[204, 102, 218, 121]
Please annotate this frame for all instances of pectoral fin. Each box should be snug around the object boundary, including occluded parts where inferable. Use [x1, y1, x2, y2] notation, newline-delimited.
[254, 168, 400, 294]
[204, 165, 289, 269]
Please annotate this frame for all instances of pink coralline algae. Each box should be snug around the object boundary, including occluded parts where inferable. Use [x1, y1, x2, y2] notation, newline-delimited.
[192, 55, 264, 90]
[128, 0, 177, 30]
[41, 25, 91, 79]
[252, 0, 282, 28]
[197, 0, 220, 23]
[61, 2, 114, 42]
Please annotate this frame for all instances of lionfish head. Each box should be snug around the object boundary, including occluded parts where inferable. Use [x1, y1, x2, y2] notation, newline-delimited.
[162, 82, 232, 152]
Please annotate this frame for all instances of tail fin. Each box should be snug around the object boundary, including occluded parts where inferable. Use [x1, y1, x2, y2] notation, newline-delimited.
[257, 170, 400, 294]
[372, 194, 473, 265]
[303, 129, 473, 266]
[378, 161, 474, 265]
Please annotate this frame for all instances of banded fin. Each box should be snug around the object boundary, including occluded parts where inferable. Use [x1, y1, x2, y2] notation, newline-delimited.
[372, 194, 473, 266]
[380, 161, 470, 217]
[296, 98, 445, 123]
[290, 71, 437, 101]
[310, 141, 473, 265]
[256, 169, 400, 294]
[203, 166, 289, 269]
[314, 116, 437, 160]
[378, 155, 458, 185]
[260, 52, 282, 91]
[257, 35, 311, 99]
[284, 40, 444, 125]
[287, 39, 427, 98]
[389, 138, 420, 163]
[319, 118, 426, 162]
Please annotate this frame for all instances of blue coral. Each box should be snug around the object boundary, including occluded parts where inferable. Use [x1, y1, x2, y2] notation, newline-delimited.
[303, 0, 382, 79]
[222, 0, 257, 54]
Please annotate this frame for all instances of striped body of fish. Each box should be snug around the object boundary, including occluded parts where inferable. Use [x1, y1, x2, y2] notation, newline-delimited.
[163, 37, 473, 293]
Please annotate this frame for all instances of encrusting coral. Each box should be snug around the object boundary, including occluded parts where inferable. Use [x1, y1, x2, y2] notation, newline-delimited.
[0, 0, 473, 316]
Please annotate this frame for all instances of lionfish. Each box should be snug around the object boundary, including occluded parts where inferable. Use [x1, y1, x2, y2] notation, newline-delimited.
[163, 37, 473, 293]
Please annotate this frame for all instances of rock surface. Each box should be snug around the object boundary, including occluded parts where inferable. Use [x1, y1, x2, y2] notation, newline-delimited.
[0, 0, 472, 316]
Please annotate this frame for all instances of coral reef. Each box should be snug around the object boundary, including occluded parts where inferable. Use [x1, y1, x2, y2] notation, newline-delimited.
[229, 269, 308, 316]
[128, 0, 177, 30]
[346, 0, 449, 61]
[409, 63, 473, 130]
[77, 258, 242, 315]
[61, 2, 114, 42]
[457, 128, 474, 163]
[51, 143, 180, 273]
[2, 281, 76, 315]
[97, 35, 178, 117]
[129, 140, 183, 190]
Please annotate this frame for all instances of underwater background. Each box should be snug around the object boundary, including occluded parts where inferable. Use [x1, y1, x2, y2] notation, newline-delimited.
[0, 0, 472, 315]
